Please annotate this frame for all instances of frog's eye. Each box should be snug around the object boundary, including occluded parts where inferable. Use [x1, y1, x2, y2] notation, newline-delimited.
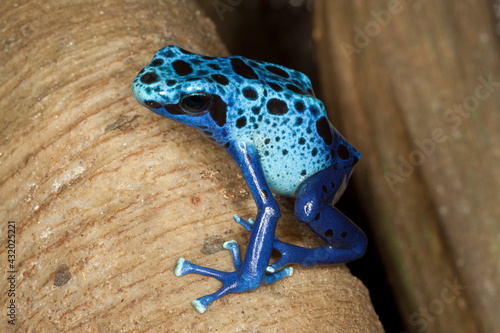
[180, 93, 212, 114]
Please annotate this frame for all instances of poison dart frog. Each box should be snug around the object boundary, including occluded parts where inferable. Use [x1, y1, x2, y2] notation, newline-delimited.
[132, 45, 367, 313]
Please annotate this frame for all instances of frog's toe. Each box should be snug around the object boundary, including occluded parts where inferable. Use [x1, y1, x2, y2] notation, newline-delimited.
[192, 299, 208, 314]
[266, 260, 286, 274]
[223, 240, 238, 250]
[223, 240, 242, 269]
[264, 266, 294, 283]
[175, 258, 192, 276]
[233, 214, 254, 231]
[176, 258, 226, 280]
[193, 285, 237, 314]
[266, 258, 294, 274]
[266, 239, 294, 273]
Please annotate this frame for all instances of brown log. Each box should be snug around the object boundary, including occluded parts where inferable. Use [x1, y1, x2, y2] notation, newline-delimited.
[0, 0, 383, 331]
[314, 1, 500, 332]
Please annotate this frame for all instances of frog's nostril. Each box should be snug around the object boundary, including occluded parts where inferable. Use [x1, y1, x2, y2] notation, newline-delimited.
[145, 100, 162, 109]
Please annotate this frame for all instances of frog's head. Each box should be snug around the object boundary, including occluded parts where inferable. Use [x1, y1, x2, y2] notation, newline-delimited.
[133, 45, 318, 144]
[132, 45, 230, 132]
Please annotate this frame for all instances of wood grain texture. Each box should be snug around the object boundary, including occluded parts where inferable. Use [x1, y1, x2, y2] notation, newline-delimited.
[0, 0, 382, 331]
[313, 1, 500, 332]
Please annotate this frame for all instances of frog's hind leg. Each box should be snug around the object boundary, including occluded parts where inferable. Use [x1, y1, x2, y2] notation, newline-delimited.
[267, 166, 367, 272]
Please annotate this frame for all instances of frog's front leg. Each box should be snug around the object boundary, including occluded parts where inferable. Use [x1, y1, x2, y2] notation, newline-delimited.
[175, 141, 292, 313]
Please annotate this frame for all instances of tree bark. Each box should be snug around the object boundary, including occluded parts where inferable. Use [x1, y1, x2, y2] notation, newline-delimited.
[314, 1, 500, 332]
[0, 0, 383, 331]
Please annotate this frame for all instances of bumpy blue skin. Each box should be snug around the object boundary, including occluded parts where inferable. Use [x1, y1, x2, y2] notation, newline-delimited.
[132, 45, 367, 313]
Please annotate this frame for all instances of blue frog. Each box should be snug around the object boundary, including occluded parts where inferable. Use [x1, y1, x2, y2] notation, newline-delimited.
[132, 45, 367, 313]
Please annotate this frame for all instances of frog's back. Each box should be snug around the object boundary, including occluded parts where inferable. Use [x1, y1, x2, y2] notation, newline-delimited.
[213, 55, 360, 197]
